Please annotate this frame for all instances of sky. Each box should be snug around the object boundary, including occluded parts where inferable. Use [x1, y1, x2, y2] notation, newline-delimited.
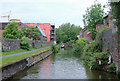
[0, 0, 109, 28]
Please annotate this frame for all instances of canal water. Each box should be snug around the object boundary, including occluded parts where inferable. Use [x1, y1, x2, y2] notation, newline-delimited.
[12, 48, 118, 80]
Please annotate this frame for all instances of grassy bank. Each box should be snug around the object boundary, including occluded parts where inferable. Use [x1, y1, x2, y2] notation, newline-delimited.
[2, 46, 47, 56]
[1, 47, 50, 67]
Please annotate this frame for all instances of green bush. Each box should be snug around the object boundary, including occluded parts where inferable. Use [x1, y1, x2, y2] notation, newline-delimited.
[91, 52, 109, 69]
[74, 38, 86, 54]
[20, 36, 30, 50]
[109, 63, 116, 72]
[2, 22, 23, 39]
[51, 44, 60, 54]
[66, 40, 75, 47]
[82, 41, 102, 61]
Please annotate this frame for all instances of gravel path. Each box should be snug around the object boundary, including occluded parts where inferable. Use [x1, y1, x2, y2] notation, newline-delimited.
[0, 47, 50, 59]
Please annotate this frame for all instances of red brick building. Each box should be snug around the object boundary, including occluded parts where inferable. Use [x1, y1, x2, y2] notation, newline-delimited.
[24, 23, 55, 42]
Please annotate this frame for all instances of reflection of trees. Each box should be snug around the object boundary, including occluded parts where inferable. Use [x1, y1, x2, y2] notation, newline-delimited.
[51, 54, 56, 62]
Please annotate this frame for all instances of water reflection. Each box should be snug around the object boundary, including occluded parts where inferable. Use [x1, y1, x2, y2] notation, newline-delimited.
[60, 48, 64, 54]
[11, 48, 118, 79]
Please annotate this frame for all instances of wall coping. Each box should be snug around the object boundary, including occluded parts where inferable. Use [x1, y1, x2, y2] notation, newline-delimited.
[1, 49, 50, 68]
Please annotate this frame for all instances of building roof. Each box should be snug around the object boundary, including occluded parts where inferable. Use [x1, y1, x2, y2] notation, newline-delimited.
[37, 23, 46, 37]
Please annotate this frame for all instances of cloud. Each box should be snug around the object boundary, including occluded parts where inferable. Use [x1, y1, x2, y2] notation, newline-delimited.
[0, 0, 109, 28]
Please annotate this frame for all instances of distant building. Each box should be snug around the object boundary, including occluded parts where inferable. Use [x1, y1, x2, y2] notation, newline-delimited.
[24, 23, 56, 42]
[78, 28, 91, 38]
[77, 28, 92, 43]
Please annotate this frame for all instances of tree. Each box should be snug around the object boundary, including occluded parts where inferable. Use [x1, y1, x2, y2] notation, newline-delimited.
[2, 22, 23, 39]
[22, 26, 41, 40]
[110, 1, 120, 29]
[56, 23, 82, 43]
[83, 1, 105, 38]
[20, 36, 30, 50]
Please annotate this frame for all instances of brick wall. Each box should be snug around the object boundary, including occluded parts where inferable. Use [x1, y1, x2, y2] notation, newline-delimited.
[101, 27, 119, 71]
[2, 39, 50, 51]
[96, 24, 107, 32]
[29, 40, 50, 48]
[2, 39, 21, 51]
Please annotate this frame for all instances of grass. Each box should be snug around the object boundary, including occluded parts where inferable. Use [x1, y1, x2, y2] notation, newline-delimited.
[1, 47, 50, 67]
[2, 46, 47, 56]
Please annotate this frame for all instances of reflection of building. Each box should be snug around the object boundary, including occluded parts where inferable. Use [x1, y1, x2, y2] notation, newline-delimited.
[24, 23, 56, 42]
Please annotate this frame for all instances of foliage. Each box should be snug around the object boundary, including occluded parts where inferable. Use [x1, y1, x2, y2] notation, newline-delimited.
[56, 23, 82, 43]
[2, 22, 23, 39]
[83, 1, 105, 38]
[22, 26, 41, 40]
[110, 1, 120, 27]
[20, 36, 30, 50]
[83, 41, 102, 58]
[82, 40, 114, 72]
[91, 52, 109, 70]
[66, 40, 75, 47]
[74, 38, 86, 54]
[51, 44, 60, 54]
[108, 63, 116, 72]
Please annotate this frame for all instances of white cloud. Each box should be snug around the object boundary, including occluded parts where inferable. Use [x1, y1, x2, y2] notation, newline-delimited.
[0, 0, 109, 28]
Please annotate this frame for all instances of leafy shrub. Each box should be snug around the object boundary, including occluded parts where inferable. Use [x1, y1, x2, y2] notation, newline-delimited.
[20, 36, 30, 50]
[74, 38, 86, 54]
[82, 41, 102, 61]
[2, 22, 23, 39]
[51, 44, 60, 54]
[91, 52, 109, 69]
[109, 63, 116, 72]
[66, 40, 75, 47]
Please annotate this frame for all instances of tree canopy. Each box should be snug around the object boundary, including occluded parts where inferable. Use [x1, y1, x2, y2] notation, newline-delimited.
[2, 22, 23, 39]
[110, 1, 120, 29]
[22, 26, 41, 40]
[3, 22, 42, 40]
[56, 23, 82, 43]
[83, 1, 105, 38]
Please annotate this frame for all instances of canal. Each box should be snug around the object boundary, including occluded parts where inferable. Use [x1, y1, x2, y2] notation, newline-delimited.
[11, 48, 118, 80]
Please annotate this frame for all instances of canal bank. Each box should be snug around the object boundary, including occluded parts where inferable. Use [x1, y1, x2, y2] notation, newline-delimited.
[2, 49, 52, 80]
[6, 48, 118, 80]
